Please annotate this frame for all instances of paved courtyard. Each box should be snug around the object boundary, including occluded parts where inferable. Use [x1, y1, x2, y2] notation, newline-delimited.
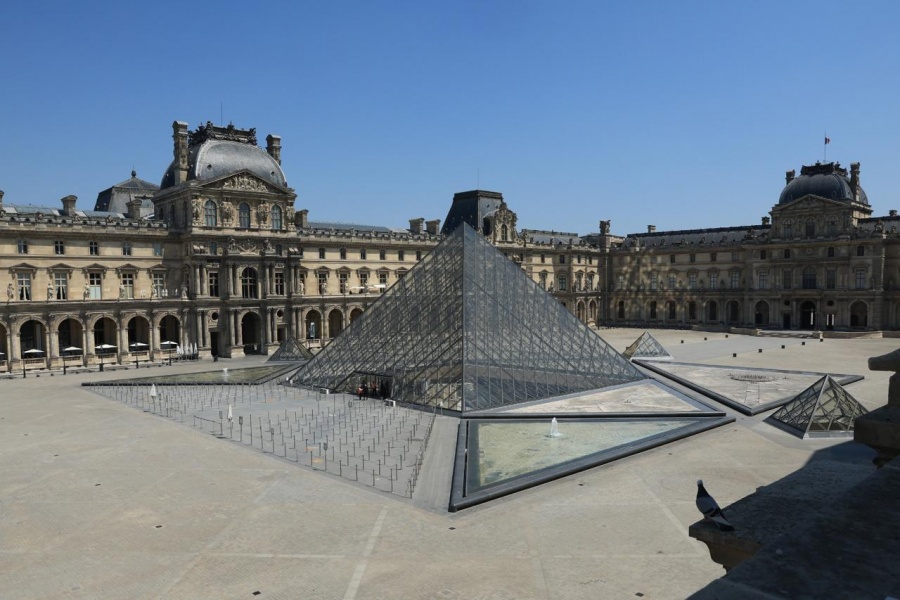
[0, 330, 890, 599]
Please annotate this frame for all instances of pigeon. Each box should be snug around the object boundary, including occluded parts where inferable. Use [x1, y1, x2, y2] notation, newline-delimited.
[696, 480, 734, 531]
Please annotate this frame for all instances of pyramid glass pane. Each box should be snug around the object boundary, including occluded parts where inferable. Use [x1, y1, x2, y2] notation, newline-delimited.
[268, 336, 314, 361]
[289, 225, 645, 412]
[623, 331, 672, 360]
[769, 376, 869, 437]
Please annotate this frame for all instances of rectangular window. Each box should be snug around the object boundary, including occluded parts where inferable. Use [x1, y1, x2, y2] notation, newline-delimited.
[690, 253, 696, 263]
[54, 240, 65, 255]
[588, 256, 593, 265]
[730, 272, 740, 289]
[152, 272, 165, 298]
[802, 269, 816, 289]
[577, 255, 582, 264]
[559, 255, 565, 264]
[416, 250, 422, 261]
[709, 273, 718, 289]
[668, 275, 676, 290]
[760, 250, 767, 260]
[857, 245, 865, 257]
[209, 242, 218, 256]
[826, 269, 836, 290]
[122, 242, 132, 256]
[121, 273, 134, 298]
[587, 274, 594, 290]
[783, 249, 791, 259]
[90, 241, 99, 256]
[153, 243, 163, 257]
[649, 273, 657, 290]
[17, 273, 31, 300]
[539, 272, 548, 290]
[710, 252, 717, 262]
[274, 272, 285, 295]
[731, 252, 739, 261]
[208, 272, 219, 297]
[378, 272, 388, 287]
[688, 273, 697, 290]
[540, 254, 546, 264]
[318, 248, 326, 259]
[89, 273, 103, 299]
[317, 272, 327, 294]
[398, 250, 405, 261]
[358, 272, 368, 287]
[360, 249, 367, 260]
[339, 272, 348, 294]
[670, 254, 676, 264]
[758, 272, 768, 290]
[339, 248, 347, 260]
[557, 273, 568, 291]
[856, 269, 866, 289]
[379, 249, 386, 260]
[827, 247, 835, 258]
[54, 272, 68, 300]
[17, 240, 27, 254]
[782, 269, 792, 290]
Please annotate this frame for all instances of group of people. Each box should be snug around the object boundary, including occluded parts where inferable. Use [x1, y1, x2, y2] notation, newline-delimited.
[356, 379, 391, 401]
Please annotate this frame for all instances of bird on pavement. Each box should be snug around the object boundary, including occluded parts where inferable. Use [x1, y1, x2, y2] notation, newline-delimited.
[696, 480, 734, 531]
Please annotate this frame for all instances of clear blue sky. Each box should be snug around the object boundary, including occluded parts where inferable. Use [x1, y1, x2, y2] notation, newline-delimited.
[2, 0, 899, 236]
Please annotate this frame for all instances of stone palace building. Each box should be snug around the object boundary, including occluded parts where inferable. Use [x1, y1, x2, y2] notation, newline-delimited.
[0, 120, 897, 371]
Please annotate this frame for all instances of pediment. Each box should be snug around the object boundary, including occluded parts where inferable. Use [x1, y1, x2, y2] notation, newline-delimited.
[774, 194, 848, 213]
[201, 170, 285, 194]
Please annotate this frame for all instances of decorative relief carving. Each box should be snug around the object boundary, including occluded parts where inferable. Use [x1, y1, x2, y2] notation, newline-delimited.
[257, 202, 269, 224]
[222, 174, 269, 192]
[220, 202, 234, 224]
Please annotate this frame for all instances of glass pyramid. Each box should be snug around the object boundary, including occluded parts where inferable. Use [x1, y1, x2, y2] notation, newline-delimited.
[268, 335, 314, 362]
[623, 331, 673, 361]
[768, 375, 869, 438]
[289, 224, 645, 412]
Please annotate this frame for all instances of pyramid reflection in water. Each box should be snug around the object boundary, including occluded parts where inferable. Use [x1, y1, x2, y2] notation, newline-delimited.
[289, 224, 645, 412]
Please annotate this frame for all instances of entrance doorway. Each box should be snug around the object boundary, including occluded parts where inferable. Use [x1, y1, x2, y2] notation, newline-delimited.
[800, 301, 816, 329]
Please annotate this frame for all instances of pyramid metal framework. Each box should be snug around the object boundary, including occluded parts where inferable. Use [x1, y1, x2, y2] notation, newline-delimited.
[623, 331, 673, 361]
[268, 335, 314, 362]
[289, 224, 645, 412]
[768, 375, 869, 438]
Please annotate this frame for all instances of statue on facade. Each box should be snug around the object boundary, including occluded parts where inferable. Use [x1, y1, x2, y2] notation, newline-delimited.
[83, 283, 90, 300]
[119, 283, 127, 299]
[151, 286, 158, 299]
[221, 202, 234, 224]
[298, 280, 305, 296]
[47, 282, 55, 300]
[319, 281, 326, 295]
[6, 282, 13, 302]
[181, 285, 188, 299]
[257, 202, 269, 225]
[192, 199, 201, 223]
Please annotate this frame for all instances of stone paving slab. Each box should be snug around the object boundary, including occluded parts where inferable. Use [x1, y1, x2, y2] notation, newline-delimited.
[0, 335, 888, 599]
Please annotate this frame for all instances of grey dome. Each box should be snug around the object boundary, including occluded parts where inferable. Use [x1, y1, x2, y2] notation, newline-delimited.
[778, 162, 867, 206]
[160, 139, 286, 190]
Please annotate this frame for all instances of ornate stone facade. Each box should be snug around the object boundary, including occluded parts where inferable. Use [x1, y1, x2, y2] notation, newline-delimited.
[0, 121, 895, 373]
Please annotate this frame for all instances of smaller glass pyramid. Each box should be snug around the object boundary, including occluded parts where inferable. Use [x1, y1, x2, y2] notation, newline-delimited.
[623, 331, 673, 361]
[268, 336, 314, 362]
[768, 375, 868, 438]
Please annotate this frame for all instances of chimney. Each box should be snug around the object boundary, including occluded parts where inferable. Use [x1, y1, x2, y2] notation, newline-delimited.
[425, 219, 441, 235]
[890, 210, 897, 217]
[297, 209, 309, 229]
[266, 134, 282, 165]
[172, 121, 189, 184]
[762, 216, 771, 225]
[61, 194, 77, 217]
[785, 169, 795, 185]
[647, 225, 656, 233]
[599, 220, 611, 235]
[409, 218, 425, 234]
[850, 162, 860, 202]
[127, 197, 144, 220]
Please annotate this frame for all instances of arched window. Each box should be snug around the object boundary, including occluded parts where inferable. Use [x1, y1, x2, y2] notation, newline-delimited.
[501, 224, 508, 241]
[204, 200, 217, 227]
[239, 203, 251, 228]
[649, 301, 657, 320]
[271, 205, 283, 230]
